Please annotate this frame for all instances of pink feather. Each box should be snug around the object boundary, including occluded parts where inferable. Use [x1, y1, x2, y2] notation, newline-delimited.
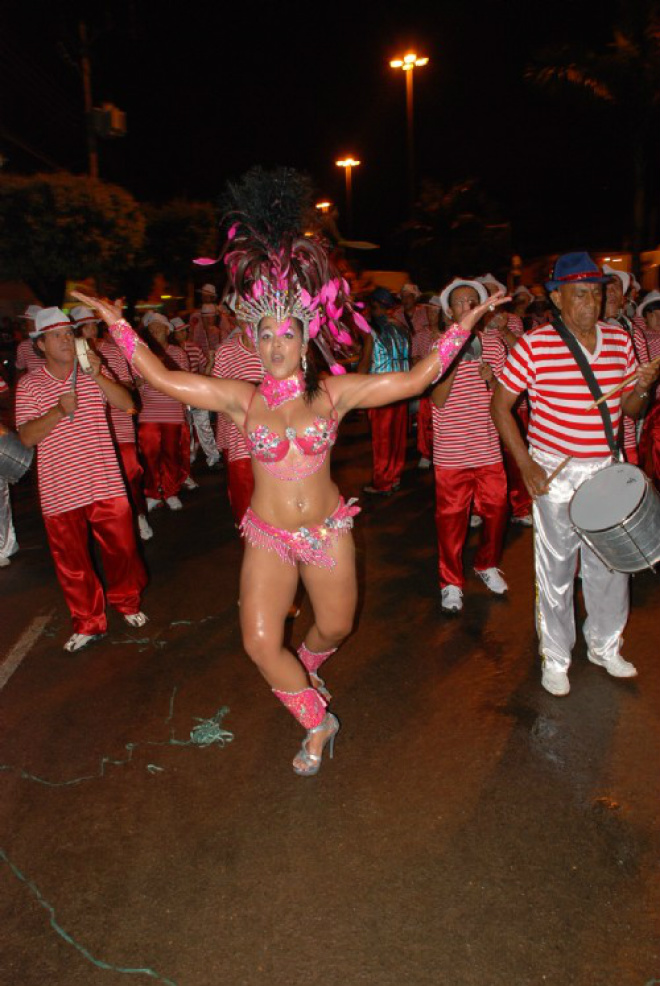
[329, 362, 346, 375]
[193, 257, 219, 266]
[353, 312, 371, 333]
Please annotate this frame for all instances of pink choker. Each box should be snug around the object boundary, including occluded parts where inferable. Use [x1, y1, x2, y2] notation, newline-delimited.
[259, 371, 305, 408]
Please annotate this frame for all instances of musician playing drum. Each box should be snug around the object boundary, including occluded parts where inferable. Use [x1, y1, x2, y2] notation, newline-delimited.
[491, 252, 659, 696]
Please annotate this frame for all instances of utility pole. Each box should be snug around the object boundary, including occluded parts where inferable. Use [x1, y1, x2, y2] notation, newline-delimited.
[79, 21, 99, 179]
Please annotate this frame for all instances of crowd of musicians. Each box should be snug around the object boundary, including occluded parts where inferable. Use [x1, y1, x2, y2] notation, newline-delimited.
[1, 254, 659, 698]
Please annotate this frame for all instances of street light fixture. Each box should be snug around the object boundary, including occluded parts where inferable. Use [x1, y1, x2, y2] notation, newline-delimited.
[335, 158, 361, 234]
[390, 51, 429, 211]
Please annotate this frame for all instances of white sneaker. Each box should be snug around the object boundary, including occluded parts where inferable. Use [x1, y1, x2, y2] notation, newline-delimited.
[137, 514, 153, 540]
[541, 666, 570, 696]
[469, 514, 483, 528]
[165, 495, 183, 510]
[146, 497, 162, 512]
[511, 514, 533, 527]
[0, 556, 11, 568]
[417, 456, 431, 470]
[441, 585, 463, 612]
[183, 476, 199, 490]
[588, 652, 637, 678]
[475, 567, 508, 594]
[124, 611, 149, 628]
[63, 632, 100, 653]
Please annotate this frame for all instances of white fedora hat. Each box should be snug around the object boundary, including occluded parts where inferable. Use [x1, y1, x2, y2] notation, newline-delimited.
[439, 278, 488, 317]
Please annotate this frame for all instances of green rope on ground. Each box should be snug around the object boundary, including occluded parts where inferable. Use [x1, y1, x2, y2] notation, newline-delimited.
[0, 688, 233, 787]
[0, 849, 177, 985]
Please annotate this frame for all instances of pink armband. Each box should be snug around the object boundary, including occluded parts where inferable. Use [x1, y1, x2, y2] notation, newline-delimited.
[109, 319, 143, 365]
[431, 323, 471, 383]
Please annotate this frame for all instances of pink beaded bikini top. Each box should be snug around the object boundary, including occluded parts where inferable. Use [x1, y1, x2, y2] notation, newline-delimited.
[244, 384, 339, 479]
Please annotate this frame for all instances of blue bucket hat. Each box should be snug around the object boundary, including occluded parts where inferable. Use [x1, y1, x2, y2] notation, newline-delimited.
[545, 251, 610, 292]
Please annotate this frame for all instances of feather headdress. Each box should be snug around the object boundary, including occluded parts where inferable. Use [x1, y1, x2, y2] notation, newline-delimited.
[195, 167, 369, 373]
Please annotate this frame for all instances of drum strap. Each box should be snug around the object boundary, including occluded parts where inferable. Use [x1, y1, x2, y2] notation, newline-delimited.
[551, 318, 620, 460]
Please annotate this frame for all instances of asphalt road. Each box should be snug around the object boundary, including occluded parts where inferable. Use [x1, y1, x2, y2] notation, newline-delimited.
[1, 415, 659, 986]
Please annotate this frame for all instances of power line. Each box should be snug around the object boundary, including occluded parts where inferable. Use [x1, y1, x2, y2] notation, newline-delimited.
[0, 127, 65, 170]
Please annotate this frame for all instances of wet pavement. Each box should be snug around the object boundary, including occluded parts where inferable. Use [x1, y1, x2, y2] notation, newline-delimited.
[1, 413, 659, 986]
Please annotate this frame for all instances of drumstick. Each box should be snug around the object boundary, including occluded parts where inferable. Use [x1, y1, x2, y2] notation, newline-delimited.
[544, 454, 572, 487]
[586, 356, 660, 410]
[69, 356, 78, 422]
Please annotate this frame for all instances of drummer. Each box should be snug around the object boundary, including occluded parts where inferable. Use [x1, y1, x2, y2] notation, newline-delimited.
[491, 252, 659, 696]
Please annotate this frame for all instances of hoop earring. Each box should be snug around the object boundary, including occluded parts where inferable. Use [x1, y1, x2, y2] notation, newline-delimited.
[302, 353, 308, 373]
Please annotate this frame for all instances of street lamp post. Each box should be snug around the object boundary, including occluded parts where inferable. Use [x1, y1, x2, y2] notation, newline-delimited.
[335, 157, 360, 235]
[390, 52, 429, 212]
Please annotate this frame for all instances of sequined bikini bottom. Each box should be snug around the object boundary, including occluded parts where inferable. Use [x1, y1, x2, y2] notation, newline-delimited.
[240, 496, 360, 569]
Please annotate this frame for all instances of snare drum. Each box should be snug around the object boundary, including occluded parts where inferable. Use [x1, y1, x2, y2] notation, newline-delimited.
[0, 430, 34, 483]
[569, 462, 660, 573]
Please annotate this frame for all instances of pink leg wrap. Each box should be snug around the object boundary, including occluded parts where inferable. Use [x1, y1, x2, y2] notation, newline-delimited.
[272, 687, 327, 729]
[298, 642, 337, 675]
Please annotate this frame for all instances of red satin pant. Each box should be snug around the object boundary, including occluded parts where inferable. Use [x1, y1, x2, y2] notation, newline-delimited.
[368, 402, 408, 491]
[434, 463, 508, 588]
[138, 422, 184, 500]
[179, 419, 192, 482]
[117, 442, 146, 516]
[226, 456, 254, 527]
[43, 496, 147, 635]
[416, 396, 433, 459]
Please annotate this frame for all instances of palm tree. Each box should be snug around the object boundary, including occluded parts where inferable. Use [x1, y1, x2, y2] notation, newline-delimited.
[526, 0, 660, 261]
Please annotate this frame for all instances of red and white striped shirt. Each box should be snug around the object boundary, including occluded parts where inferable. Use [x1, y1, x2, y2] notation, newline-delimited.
[15, 339, 45, 373]
[622, 320, 649, 451]
[182, 341, 206, 374]
[643, 326, 660, 402]
[98, 339, 135, 445]
[212, 337, 263, 461]
[138, 345, 189, 424]
[500, 321, 637, 458]
[15, 366, 126, 516]
[393, 304, 436, 360]
[432, 333, 506, 469]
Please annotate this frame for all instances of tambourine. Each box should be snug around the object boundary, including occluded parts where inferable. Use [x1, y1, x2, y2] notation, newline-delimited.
[74, 337, 93, 373]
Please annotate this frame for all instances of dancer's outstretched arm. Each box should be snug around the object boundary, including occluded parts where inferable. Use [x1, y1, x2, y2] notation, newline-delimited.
[332, 291, 510, 413]
[72, 292, 254, 420]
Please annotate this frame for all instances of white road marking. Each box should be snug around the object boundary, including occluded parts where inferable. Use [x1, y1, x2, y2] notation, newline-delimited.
[0, 610, 55, 691]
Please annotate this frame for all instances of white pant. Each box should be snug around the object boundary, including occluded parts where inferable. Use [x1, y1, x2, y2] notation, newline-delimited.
[188, 407, 218, 465]
[531, 450, 629, 672]
[0, 478, 18, 560]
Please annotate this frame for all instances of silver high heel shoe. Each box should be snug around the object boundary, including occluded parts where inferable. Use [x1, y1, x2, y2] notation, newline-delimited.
[293, 713, 340, 776]
[310, 671, 332, 702]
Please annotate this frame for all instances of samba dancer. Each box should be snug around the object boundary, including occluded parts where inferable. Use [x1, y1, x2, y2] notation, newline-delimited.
[491, 252, 658, 696]
[15, 307, 148, 652]
[74, 167, 508, 775]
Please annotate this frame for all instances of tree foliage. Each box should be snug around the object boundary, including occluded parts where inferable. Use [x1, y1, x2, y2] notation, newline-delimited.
[0, 172, 146, 303]
[140, 199, 219, 288]
[526, 0, 660, 255]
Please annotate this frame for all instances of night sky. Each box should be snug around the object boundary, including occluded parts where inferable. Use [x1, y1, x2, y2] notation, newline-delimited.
[2, 0, 629, 265]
